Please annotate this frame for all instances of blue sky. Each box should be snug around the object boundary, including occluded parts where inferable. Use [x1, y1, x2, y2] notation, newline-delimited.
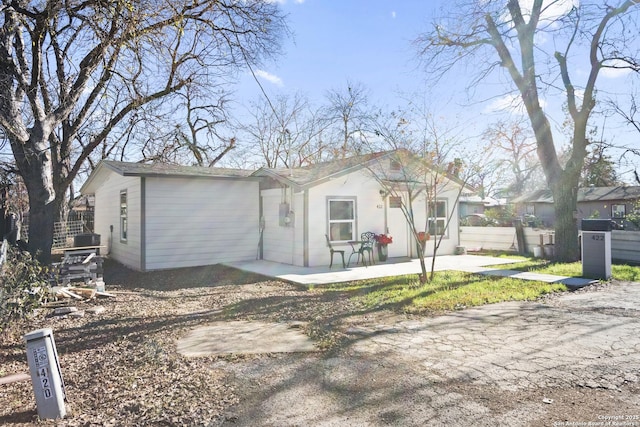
[236, 0, 442, 109]
[233, 0, 639, 182]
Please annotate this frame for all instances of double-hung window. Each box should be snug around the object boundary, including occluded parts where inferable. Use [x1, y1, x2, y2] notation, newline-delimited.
[328, 198, 355, 242]
[428, 199, 448, 237]
[120, 190, 128, 242]
[612, 204, 626, 219]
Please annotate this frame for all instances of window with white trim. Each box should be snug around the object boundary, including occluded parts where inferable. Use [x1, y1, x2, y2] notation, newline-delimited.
[328, 198, 355, 242]
[612, 204, 626, 218]
[120, 190, 128, 242]
[428, 199, 448, 237]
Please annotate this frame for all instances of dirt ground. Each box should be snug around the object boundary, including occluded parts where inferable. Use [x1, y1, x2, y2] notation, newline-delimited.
[1, 259, 639, 426]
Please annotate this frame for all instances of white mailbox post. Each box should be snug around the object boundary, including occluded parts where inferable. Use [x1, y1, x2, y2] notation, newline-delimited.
[580, 219, 612, 280]
[24, 328, 66, 419]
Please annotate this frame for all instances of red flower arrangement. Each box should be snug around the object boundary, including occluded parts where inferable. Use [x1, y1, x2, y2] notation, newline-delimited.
[374, 233, 393, 246]
[417, 231, 430, 243]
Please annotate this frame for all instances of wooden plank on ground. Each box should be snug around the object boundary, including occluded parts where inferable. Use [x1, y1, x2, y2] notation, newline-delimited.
[0, 373, 30, 386]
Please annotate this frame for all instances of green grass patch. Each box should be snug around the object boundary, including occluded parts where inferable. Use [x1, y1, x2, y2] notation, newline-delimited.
[320, 270, 567, 315]
[611, 264, 640, 282]
[492, 257, 640, 281]
[314, 255, 640, 316]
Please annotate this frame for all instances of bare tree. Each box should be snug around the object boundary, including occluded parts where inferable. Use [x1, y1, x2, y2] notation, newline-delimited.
[482, 119, 540, 197]
[609, 92, 640, 182]
[322, 80, 374, 158]
[137, 86, 236, 167]
[238, 92, 336, 169]
[415, 0, 640, 261]
[241, 93, 310, 168]
[368, 114, 471, 283]
[0, 0, 287, 263]
[580, 142, 620, 187]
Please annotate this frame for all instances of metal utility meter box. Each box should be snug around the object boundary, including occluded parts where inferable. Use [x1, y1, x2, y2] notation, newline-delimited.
[24, 328, 66, 419]
[580, 219, 612, 280]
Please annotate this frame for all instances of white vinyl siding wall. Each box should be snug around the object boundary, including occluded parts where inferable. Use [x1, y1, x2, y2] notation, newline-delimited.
[260, 187, 304, 265]
[306, 170, 384, 267]
[144, 177, 259, 270]
[93, 174, 142, 270]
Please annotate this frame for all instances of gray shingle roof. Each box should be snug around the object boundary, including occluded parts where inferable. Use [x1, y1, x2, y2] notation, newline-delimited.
[252, 151, 393, 187]
[252, 150, 469, 190]
[512, 186, 640, 204]
[101, 160, 254, 178]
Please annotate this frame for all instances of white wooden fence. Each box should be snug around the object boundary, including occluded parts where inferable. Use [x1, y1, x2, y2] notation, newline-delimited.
[460, 226, 640, 264]
[612, 232, 640, 264]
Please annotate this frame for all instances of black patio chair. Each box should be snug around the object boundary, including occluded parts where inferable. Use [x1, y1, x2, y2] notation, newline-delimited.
[348, 231, 376, 267]
[325, 234, 346, 268]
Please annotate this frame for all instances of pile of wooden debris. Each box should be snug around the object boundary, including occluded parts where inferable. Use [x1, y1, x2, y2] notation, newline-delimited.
[46, 246, 114, 313]
[58, 248, 103, 286]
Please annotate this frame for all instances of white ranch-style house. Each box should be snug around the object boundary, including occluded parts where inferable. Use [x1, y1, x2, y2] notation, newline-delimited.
[80, 150, 467, 271]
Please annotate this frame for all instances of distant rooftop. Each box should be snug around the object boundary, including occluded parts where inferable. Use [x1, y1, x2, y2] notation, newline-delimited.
[512, 186, 640, 204]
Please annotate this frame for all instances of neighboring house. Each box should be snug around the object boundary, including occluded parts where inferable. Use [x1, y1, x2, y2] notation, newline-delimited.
[512, 186, 640, 229]
[69, 194, 95, 231]
[81, 151, 468, 271]
[458, 194, 486, 217]
[459, 195, 507, 217]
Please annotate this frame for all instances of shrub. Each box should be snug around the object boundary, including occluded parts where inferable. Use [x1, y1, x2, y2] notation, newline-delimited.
[0, 245, 50, 331]
[484, 206, 515, 227]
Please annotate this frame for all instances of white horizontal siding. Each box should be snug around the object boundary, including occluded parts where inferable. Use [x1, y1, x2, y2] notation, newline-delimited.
[612, 231, 640, 264]
[460, 227, 519, 251]
[460, 227, 640, 263]
[93, 174, 141, 270]
[261, 189, 295, 264]
[144, 177, 259, 270]
[306, 171, 384, 267]
[460, 226, 555, 253]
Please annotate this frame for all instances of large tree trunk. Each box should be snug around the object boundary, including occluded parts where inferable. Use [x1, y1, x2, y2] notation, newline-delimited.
[26, 186, 56, 265]
[551, 176, 580, 262]
[18, 137, 57, 265]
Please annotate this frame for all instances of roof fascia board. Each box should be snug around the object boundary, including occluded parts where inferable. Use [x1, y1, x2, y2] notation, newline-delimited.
[252, 168, 303, 191]
[81, 160, 259, 194]
[79, 161, 111, 194]
[121, 172, 260, 181]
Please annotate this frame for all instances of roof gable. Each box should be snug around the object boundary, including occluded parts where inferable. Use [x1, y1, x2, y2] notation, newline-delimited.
[251, 151, 394, 189]
[252, 150, 467, 191]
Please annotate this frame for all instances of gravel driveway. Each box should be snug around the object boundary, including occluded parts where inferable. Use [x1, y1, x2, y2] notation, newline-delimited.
[216, 281, 640, 426]
[2, 261, 639, 426]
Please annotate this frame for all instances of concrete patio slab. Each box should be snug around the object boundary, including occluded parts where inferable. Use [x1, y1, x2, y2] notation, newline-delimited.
[456, 266, 597, 288]
[225, 255, 523, 285]
[177, 321, 317, 356]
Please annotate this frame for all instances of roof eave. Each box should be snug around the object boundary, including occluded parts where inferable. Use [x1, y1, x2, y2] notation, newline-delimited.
[252, 168, 303, 191]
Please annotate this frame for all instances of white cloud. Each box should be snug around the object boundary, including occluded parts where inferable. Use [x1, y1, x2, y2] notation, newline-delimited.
[391, 11, 396, 19]
[519, 0, 578, 23]
[485, 93, 547, 115]
[573, 89, 584, 101]
[600, 59, 634, 79]
[255, 69, 284, 86]
[501, 0, 577, 29]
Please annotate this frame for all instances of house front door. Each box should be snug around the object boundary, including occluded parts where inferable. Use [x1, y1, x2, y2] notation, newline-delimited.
[385, 195, 409, 258]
